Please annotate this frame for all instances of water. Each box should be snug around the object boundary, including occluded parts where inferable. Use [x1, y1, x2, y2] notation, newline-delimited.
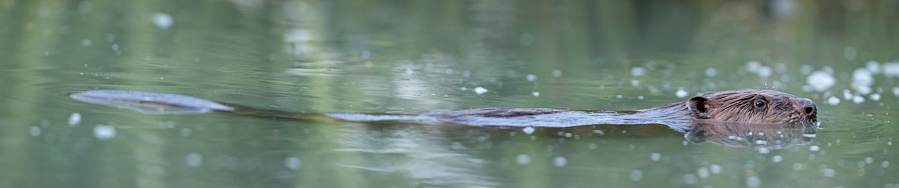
[2, 1, 898, 187]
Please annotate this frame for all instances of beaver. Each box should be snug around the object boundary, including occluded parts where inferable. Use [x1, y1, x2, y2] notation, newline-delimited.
[69, 89, 818, 129]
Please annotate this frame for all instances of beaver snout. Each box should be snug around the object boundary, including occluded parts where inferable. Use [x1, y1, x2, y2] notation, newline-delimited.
[798, 98, 817, 119]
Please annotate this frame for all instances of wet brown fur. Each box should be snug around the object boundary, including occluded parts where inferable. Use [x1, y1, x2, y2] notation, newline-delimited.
[684, 89, 817, 124]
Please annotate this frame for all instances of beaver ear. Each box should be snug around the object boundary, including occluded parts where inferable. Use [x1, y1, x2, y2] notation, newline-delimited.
[688, 96, 712, 119]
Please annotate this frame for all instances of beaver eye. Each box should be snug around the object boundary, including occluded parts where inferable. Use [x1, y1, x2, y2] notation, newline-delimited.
[754, 100, 765, 108]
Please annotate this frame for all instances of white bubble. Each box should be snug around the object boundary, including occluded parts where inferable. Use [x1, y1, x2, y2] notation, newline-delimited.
[630, 170, 643, 181]
[883, 161, 890, 168]
[111, 44, 119, 51]
[650, 153, 661, 161]
[522, 127, 535, 135]
[697, 167, 710, 179]
[772, 155, 783, 163]
[856, 86, 872, 95]
[68, 113, 81, 126]
[153, 13, 173, 30]
[405, 68, 413, 75]
[81, 39, 92, 46]
[870, 93, 881, 101]
[532, 92, 540, 97]
[884, 62, 899, 77]
[705, 67, 717, 77]
[866, 60, 882, 73]
[807, 71, 835, 92]
[474, 87, 488, 95]
[809, 145, 820, 151]
[676, 89, 689, 98]
[631, 67, 646, 76]
[821, 168, 836, 177]
[285, 157, 301, 169]
[552, 70, 562, 77]
[852, 68, 874, 86]
[709, 164, 722, 174]
[463, 70, 471, 77]
[631, 80, 640, 86]
[746, 61, 762, 73]
[746, 176, 762, 187]
[865, 157, 873, 164]
[516, 154, 531, 165]
[758, 66, 772, 78]
[186, 153, 203, 167]
[460, 87, 467, 91]
[94, 125, 116, 140]
[843, 89, 854, 100]
[30, 126, 40, 137]
[852, 95, 865, 104]
[526, 74, 537, 81]
[553, 156, 567, 167]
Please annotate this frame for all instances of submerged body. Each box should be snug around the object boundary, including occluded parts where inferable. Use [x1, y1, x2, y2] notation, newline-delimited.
[69, 89, 818, 130]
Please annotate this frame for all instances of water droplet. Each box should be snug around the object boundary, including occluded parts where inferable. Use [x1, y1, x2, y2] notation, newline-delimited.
[522, 127, 535, 135]
[630, 170, 643, 181]
[807, 71, 835, 92]
[68, 113, 81, 126]
[827, 96, 840, 105]
[285, 157, 301, 169]
[746, 176, 762, 187]
[553, 156, 567, 167]
[709, 164, 722, 174]
[94, 125, 116, 140]
[705, 67, 717, 77]
[676, 89, 689, 98]
[630, 67, 646, 76]
[697, 167, 710, 179]
[516, 154, 531, 165]
[186, 153, 203, 167]
[772, 155, 783, 163]
[29, 126, 40, 137]
[153, 13, 173, 30]
[474, 87, 488, 95]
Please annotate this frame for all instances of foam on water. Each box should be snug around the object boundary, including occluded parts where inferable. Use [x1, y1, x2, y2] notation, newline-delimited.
[807, 71, 835, 92]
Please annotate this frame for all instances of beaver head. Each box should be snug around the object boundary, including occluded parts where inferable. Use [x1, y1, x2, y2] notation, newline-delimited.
[687, 89, 817, 125]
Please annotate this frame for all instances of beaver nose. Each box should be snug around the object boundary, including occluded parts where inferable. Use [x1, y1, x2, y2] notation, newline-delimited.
[799, 98, 817, 117]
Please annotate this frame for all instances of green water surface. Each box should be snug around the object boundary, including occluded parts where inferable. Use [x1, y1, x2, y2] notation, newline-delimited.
[1, 1, 898, 187]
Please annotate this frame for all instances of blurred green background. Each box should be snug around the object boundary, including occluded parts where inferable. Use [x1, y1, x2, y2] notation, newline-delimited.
[1, 0, 898, 187]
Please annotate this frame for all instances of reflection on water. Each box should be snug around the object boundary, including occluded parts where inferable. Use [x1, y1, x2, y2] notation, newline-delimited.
[685, 122, 817, 150]
[1, 0, 898, 187]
